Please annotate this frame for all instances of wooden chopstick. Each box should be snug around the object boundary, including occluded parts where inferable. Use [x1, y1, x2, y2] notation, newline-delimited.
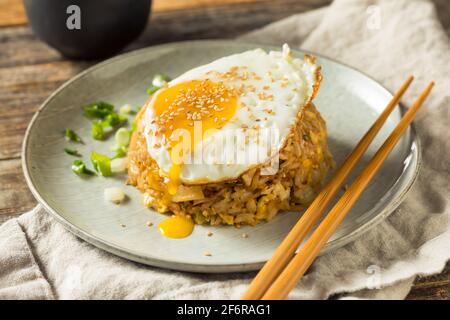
[242, 76, 414, 300]
[261, 81, 434, 300]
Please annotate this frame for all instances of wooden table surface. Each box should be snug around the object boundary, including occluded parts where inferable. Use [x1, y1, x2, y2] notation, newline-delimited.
[0, 0, 448, 300]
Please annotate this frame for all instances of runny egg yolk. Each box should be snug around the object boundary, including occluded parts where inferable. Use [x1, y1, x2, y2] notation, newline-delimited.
[158, 215, 194, 239]
[152, 79, 238, 195]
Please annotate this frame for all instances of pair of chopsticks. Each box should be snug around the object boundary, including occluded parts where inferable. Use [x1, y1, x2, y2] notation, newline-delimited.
[242, 76, 434, 300]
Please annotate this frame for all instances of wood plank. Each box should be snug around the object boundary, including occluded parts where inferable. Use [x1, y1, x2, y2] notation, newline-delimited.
[0, 27, 63, 67]
[0, 158, 36, 216]
[0, 61, 90, 159]
[0, 0, 274, 27]
[407, 262, 450, 300]
[153, 0, 272, 12]
[139, 0, 328, 45]
[0, 0, 26, 27]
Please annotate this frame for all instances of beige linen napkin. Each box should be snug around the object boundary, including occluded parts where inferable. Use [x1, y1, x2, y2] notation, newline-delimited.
[1, 0, 449, 299]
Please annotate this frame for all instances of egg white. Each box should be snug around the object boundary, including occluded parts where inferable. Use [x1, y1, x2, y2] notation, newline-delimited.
[143, 44, 321, 183]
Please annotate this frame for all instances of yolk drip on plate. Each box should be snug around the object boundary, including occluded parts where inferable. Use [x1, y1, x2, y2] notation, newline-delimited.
[151, 79, 238, 195]
[158, 215, 194, 239]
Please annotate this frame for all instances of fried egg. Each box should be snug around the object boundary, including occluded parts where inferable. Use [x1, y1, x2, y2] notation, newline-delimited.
[143, 44, 321, 194]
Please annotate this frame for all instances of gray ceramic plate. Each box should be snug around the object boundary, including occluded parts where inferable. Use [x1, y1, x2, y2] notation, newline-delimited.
[22, 40, 420, 273]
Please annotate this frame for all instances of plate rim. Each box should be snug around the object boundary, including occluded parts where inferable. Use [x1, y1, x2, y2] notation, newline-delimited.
[21, 39, 422, 273]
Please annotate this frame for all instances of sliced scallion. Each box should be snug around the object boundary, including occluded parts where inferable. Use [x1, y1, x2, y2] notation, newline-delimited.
[110, 144, 128, 159]
[102, 113, 127, 128]
[119, 104, 133, 115]
[146, 74, 171, 95]
[153, 74, 171, 87]
[83, 102, 114, 119]
[111, 158, 127, 173]
[71, 160, 96, 176]
[64, 148, 81, 157]
[90, 151, 112, 177]
[115, 128, 131, 147]
[91, 121, 105, 140]
[65, 128, 84, 144]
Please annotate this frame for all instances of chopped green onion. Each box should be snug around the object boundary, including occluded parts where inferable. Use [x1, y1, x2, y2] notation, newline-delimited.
[115, 128, 131, 147]
[146, 85, 160, 95]
[110, 128, 130, 158]
[153, 74, 170, 87]
[110, 144, 128, 159]
[91, 121, 105, 140]
[111, 158, 127, 173]
[104, 187, 126, 203]
[81, 100, 127, 141]
[118, 114, 128, 124]
[65, 128, 83, 144]
[83, 101, 127, 130]
[83, 102, 114, 119]
[131, 119, 137, 132]
[102, 113, 127, 127]
[64, 148, 81, 157]
[146, 74, 171, 95]
[115, 146, 128, 159]
[119, 104, 133, 115]
[71, 160, 96, 176]
[90, 151, 112, 177]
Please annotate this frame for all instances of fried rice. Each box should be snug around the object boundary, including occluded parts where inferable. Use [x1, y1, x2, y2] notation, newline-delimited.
[127, 100, 333, 226]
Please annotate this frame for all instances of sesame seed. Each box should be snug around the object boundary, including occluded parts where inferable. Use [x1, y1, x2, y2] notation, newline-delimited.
[150, 79, 238, 135]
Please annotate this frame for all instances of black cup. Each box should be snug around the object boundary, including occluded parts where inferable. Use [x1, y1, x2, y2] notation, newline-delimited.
[23, 0, 151, 59]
